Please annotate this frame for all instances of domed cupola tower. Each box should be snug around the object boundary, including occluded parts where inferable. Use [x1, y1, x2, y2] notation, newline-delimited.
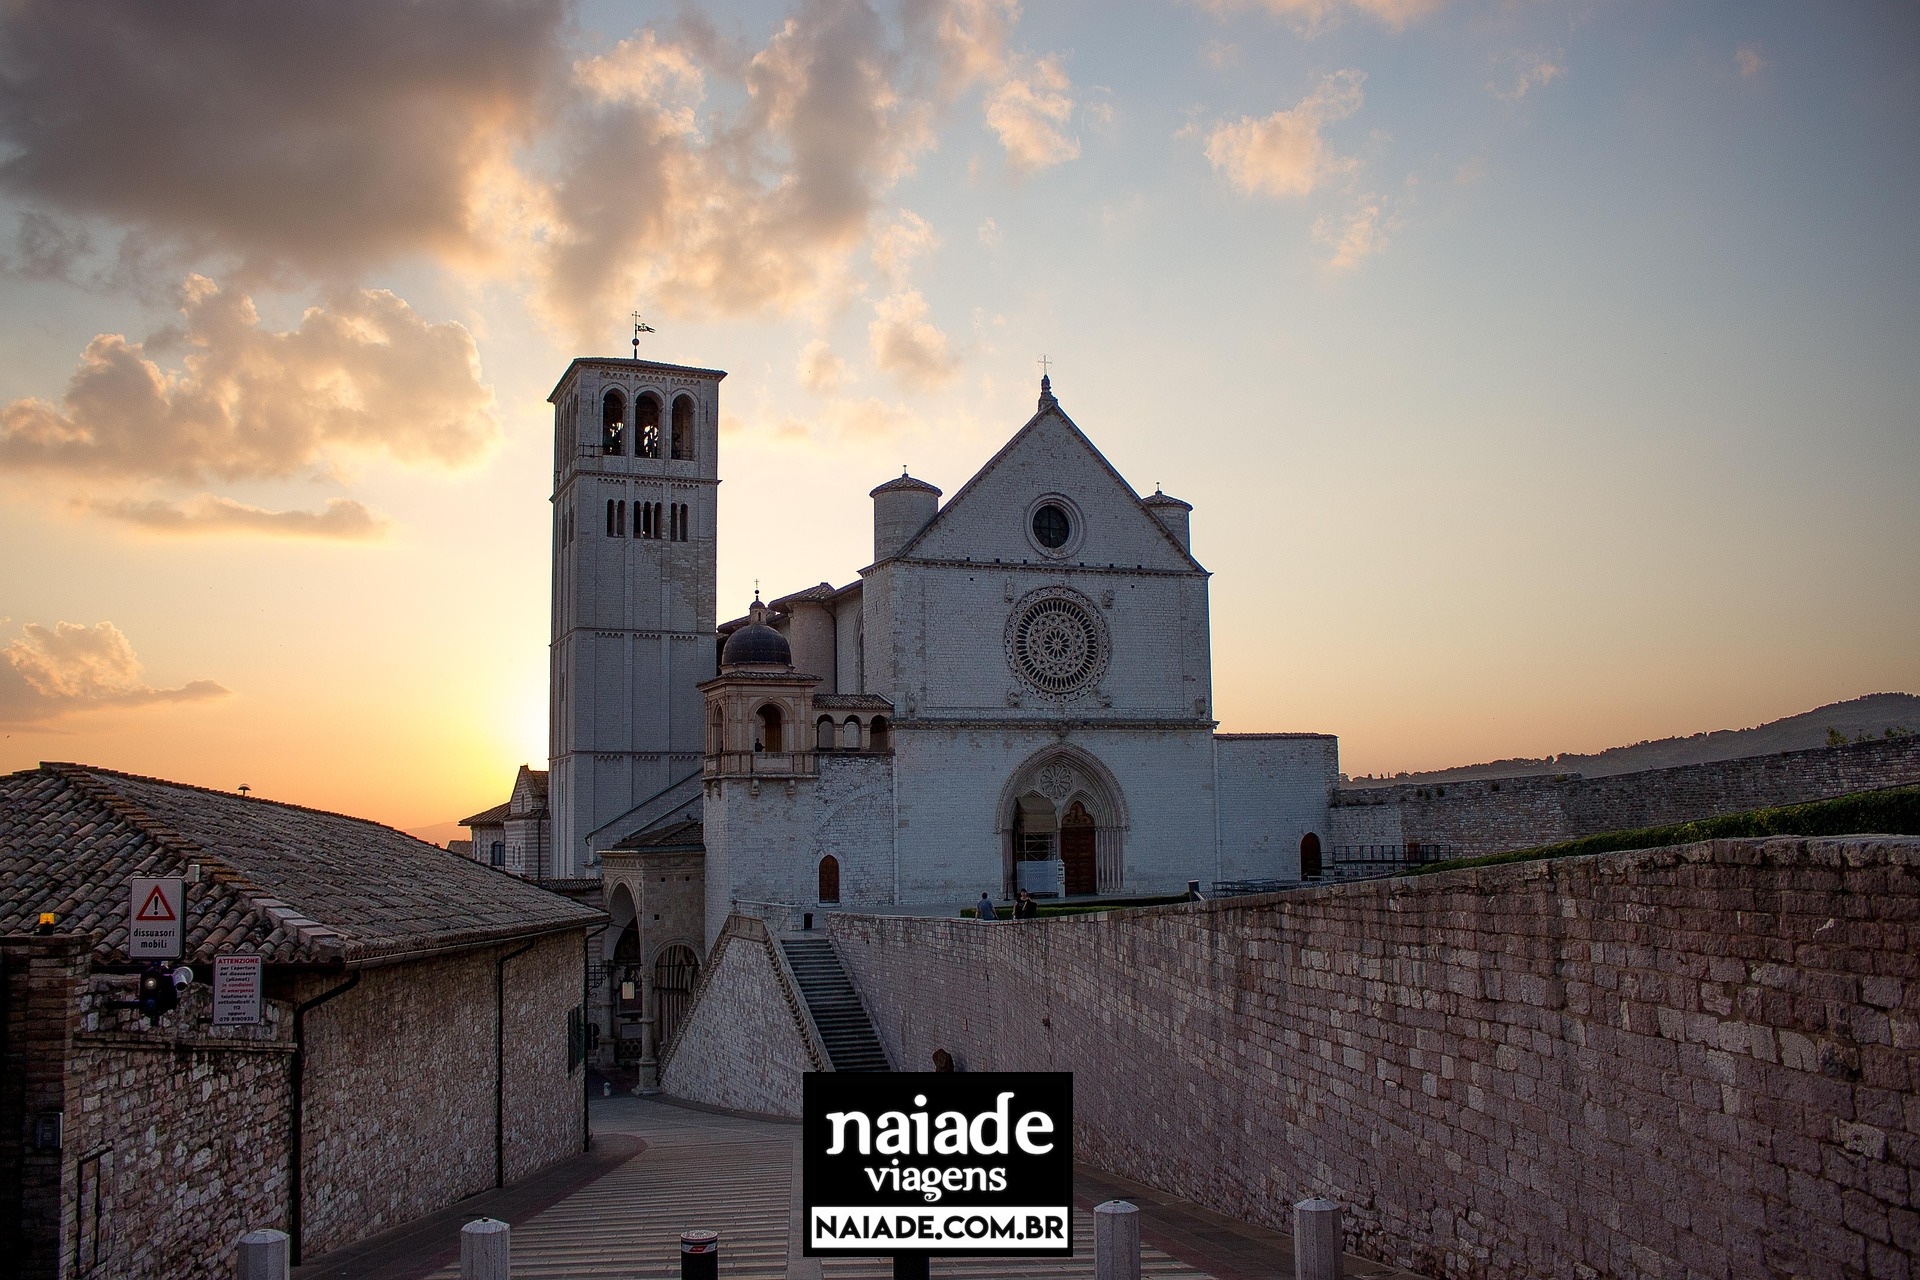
[719, 594, 793, 669]
[701, 593, 822, 782]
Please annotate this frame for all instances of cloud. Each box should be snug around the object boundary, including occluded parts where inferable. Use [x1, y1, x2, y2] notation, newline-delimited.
[915, 0, 1082, 175]
[869, 291, 959, 388]
[1192, 0, 1440, 35]
[91, 495, 387, 540]
[797, 339, 851, 392]
[3, 212, 95, 281]
[985, 55, 1081, 172]
[0, 0, 569, 277]
[1736, 45, 1766, 78]
[0, 275, 496, 485]
[872, 210, 941, 284]
[1313, 199, 1386, 268]
[921, 0, 1020, 93]
[534, 1, 942, 338]
[978, 217, 1002, 247]
[0, 0, 1076, 343]
[1490, 55, 1564, 102]
[1204, 70, 1366, 199]
[0, 621, 228, 726]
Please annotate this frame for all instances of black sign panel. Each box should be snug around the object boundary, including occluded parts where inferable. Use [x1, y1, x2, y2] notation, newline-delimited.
[803, 1072, 1073, 1256]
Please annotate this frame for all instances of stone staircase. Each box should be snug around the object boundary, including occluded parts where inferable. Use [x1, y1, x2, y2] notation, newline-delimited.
[779, 936, 890, 1071]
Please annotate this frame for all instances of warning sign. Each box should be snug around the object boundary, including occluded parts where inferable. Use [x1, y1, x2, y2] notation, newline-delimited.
[213, 955, 263, 1026]
[128, 877, 183, 959]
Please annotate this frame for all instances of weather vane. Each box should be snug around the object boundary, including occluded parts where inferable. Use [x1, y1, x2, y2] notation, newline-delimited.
[631, 310, 655, 358]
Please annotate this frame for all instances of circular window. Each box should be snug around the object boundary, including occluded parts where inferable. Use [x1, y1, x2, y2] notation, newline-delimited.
[1031, 504, 1071, 549]
[1005, 589, 1109, 698]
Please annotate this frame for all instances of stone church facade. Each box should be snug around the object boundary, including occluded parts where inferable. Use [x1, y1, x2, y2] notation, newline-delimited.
[544, 355, 1336, 1065]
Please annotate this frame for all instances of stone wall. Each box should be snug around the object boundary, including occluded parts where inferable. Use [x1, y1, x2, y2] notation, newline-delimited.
[660, 915, 824, 1116]
[1, 936, 90, 1280]
[0, 929, 588, 1277]
[1331, 735, 1920, 856]
[1, 936, 296, 1280]
[829, 838, 1920, 1280]
[298, 930, 585, 1255]
[502, 931, 589, 1185]
[1215, 734, 1339, 882]
[68, 976, 294, 1280]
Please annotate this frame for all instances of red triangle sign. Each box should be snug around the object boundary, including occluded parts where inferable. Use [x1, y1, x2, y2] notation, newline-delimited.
[135, 885, 177, 922]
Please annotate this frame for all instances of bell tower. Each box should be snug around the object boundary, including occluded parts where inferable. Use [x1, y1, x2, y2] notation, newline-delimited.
[547, 353, 724, 877]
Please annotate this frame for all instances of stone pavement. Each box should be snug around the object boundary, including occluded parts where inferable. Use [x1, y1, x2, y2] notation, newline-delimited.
[296, 1095, 1429, 1280]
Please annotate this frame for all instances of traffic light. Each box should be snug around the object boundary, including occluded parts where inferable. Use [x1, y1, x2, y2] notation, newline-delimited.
[137, 963, 179, 1018]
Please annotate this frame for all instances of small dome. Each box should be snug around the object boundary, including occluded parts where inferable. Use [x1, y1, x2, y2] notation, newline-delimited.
[869, 471, 941, 498]
[722, 594, 791, 667]
[1142, 489, 1191, 512]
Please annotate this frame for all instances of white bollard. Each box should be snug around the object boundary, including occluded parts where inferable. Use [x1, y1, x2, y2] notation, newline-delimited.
[1293, 1198, 1342, 1280]
[461, 1217, 511, 1280]
[235, 1229, 288, 1280]
[1094, 1200, 1142, 1280]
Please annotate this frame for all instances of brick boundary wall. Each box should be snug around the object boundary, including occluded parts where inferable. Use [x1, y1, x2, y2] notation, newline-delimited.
[828, 837, 1920, 1280]
[1331, 735, 1920, 856]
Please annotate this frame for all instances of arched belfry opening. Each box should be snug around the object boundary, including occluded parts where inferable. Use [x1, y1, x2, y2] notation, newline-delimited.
[637, 392, 662, 458]
[602, 388, 627, 455]
[671, 395, 696, 460]
[998, 748, 1125, 899]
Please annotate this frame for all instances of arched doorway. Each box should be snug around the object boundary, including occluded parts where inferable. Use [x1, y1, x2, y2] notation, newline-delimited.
[652, 944, 700, 1053]
[818, 854, 840, 904]
[605, 885, 644, 1065]
[998, 748, 1127, 898]
[1060, 801, 1096, 895]
[1300, 832, 1323, 880]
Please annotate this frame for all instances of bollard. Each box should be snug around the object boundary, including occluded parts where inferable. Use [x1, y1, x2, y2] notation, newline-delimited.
[892, 1255, 930, 1279]
[681, 1229, 719, 1280]
[1293, 1198, 1342, 1280]
[235, 1229, 288, 1280]
[1094, 1200, 1141, 1280]
[461, 1218, 510, 1280]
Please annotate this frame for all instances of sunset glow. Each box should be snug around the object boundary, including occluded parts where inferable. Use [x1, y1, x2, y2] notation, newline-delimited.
[2, 1, 1914, 832]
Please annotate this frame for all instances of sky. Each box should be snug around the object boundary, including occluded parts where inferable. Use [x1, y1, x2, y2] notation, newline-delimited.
[1, 0, 1915, 837]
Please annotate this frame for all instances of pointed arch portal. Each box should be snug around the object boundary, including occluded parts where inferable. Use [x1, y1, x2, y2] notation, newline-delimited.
[997, 746, 1126, 899]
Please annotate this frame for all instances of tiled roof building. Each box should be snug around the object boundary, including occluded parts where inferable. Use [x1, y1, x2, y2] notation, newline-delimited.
[0, 762, 601, 1278]
[3, 762, 594, 966]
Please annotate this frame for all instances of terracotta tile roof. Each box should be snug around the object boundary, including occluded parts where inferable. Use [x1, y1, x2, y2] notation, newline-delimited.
[461, 801, 511, 826]
[812, 694, 894, 710]
[1, 763, 602, 968]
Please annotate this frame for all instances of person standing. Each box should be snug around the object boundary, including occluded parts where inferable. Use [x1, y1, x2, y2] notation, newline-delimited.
[975, 891, 998, 921]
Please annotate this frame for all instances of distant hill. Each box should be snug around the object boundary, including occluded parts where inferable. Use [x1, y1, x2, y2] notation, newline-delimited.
[1347, 693, 1920, 787]
[405, 819, 465, 848]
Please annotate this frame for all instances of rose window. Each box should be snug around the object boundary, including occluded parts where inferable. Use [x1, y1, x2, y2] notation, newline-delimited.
[1006, 589, 1109, 698]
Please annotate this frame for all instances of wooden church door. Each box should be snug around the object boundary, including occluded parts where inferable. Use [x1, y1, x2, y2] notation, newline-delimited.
[1060, 801, 1097, 896]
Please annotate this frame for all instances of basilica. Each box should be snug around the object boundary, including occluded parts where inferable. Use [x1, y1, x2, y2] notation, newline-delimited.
[519, 354, 1337, 1060]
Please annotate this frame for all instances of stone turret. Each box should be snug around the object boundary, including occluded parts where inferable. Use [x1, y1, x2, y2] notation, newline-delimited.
[1142, 487, 1193, 554]
[870, 471, 941, 563]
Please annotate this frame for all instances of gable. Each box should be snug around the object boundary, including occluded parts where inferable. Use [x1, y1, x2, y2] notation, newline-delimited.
[898, 406, 1203, 574]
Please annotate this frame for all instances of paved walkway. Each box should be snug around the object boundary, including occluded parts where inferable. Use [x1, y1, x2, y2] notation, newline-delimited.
[298, 1095, 1429, 1280]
